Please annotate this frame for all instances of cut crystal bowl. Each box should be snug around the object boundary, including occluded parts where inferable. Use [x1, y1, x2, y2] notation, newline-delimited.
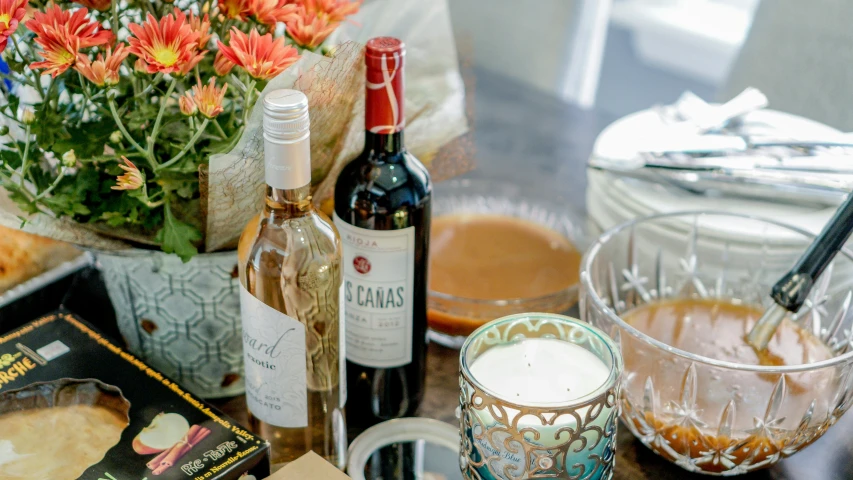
[581, 211, 853, 475]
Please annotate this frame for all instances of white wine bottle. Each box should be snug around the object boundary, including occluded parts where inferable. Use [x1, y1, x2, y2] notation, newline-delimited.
[238, 89, 346, 469]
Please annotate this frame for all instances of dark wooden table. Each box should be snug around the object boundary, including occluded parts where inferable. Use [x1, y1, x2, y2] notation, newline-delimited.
[215, 70, 853, 479]
[4, 66, 843, 478]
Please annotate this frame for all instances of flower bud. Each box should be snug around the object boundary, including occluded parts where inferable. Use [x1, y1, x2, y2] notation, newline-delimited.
[110, 130, 123, 144]
[113, 157, 145, 191]
[213, 50, 234, 76]
[179, 93, 198, 116]
[20, 108, 35, 125]
[61, 149, 77, 168]
[134, 58, 148, 75]
[0, 125, 9, 136]
[193, 78, 227, 119]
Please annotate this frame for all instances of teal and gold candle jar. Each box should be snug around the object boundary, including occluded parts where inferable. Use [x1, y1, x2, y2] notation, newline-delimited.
[459, 313, 623, 479]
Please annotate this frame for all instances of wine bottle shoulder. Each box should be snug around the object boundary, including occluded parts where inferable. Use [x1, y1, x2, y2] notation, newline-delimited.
[241, 213, 341, 271]
[334, 150, 432, 221]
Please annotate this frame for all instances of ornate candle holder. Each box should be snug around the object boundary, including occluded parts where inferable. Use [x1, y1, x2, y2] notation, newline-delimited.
[459, 313, 623, 480]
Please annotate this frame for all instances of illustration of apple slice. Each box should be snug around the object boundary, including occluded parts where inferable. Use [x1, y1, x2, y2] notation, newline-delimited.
[132, 413, 190, 455]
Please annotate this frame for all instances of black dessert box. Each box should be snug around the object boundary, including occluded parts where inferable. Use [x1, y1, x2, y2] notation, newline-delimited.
[0, 311, 270, 480]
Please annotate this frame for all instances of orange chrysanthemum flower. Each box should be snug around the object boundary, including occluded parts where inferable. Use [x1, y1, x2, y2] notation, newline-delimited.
[179, 91, 197, 116]
[113, 157, 145, 191]
[218, 0, 251, 21]
[285, 7, 338, 50]
[126, 8, 203, 75]
[188, 11, 211, 50]
[26, 5, 114, 77]
[249, 0, 297, 27]
[217, 28, 299, 81]
[192, 78, 227, 119]
[302, 0, 360, 23]
[0, 0, 27, 53]
[75, 44, 129, 87]
[213, 50, 234, 76]
[73, 0, 111, 12]
[176, 49, 205, 77]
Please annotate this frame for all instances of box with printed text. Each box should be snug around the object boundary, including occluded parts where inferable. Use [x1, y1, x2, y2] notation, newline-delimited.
[0, 311, 270, 480]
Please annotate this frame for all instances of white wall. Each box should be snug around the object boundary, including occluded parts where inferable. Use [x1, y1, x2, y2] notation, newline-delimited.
[448, 0, 578, 94]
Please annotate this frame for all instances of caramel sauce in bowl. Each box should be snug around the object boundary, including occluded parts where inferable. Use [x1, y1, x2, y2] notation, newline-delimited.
[426, 179, 587, 347]
[621, 299, 836, 473]
[580, 211, 853, 475]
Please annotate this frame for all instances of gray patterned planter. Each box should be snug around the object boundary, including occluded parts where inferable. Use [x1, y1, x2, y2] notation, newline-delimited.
[96, 249, 243, 398]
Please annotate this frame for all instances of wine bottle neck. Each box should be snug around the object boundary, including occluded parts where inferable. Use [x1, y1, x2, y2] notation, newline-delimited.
[264, 184, 312, 215]
[263, 129, 312, 215]
[365, 44, 405, 136]
[365, 131, 405, 157]
[264, 132, 311, 191]
[261, 88, 312, 215]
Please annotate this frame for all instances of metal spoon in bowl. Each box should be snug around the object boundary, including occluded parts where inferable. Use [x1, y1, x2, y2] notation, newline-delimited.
[747, 191, 853, 350]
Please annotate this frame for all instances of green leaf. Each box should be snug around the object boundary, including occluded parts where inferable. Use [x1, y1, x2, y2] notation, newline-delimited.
[155, 201, 201, 262]
[33, 101, 68, 150]
[126, 102, 158, 131]
[5, 95, 19, 116]
[0, 144, 25, 169]
[5, 56, 25, 73]
[53, 118, 116, 158]
[5, 187, 39, 215]
[100, 211, 134, 227]
[203, 128, 242, 156]
[159, 118, 191, 142]
[175, 182, 196, 199]
[72, 167, 102, 198]
[27, 162, 53, 191]
[43, 193, 91, 216]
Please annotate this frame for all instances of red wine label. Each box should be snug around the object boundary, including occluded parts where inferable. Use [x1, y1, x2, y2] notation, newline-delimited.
[334, 212, 415, 368]
[365, 37, 405, 134]
[239, 285, 308, 428]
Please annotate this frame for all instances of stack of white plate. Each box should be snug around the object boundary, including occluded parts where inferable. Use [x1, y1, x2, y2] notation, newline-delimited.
[587, 108, 842, 243]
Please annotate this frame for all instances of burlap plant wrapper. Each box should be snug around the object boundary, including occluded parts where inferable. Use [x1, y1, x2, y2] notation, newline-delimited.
[204, 43, 363, 252]
[204, 0, 468, 252]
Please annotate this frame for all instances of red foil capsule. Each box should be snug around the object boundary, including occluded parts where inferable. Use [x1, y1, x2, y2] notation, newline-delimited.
[365, 37, 406, 134]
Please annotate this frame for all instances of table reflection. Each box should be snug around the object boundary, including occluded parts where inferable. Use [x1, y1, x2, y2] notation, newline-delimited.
[362, 441, 462, 480]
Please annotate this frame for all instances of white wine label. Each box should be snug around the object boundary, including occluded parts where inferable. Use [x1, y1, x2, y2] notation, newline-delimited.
[239, 285, 308, 428]
[334, 212, 416, 368]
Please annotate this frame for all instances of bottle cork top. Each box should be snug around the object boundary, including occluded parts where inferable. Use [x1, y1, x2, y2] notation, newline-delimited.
[365, 37, 406, 70]
[263, 89, 309, 143]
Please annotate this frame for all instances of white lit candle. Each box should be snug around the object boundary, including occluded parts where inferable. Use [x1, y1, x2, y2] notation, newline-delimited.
[460, 318, 620, 480]
[470, 338, 610, 404]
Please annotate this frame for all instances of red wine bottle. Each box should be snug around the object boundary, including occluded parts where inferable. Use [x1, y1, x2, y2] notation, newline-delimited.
[334, 37, 431, 431]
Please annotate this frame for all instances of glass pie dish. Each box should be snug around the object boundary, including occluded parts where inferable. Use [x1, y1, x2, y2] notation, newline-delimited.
[427, 178, 588, 348]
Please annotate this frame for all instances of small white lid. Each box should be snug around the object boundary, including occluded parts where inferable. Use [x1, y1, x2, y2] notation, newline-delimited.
[346, 418, 460, 480]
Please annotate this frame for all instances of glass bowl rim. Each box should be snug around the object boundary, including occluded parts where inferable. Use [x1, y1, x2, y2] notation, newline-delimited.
[428, 285, 579, 306]
[428, 177, 586, 306]
[580, 209, 853, 374]
[459, 312, 623, 408]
